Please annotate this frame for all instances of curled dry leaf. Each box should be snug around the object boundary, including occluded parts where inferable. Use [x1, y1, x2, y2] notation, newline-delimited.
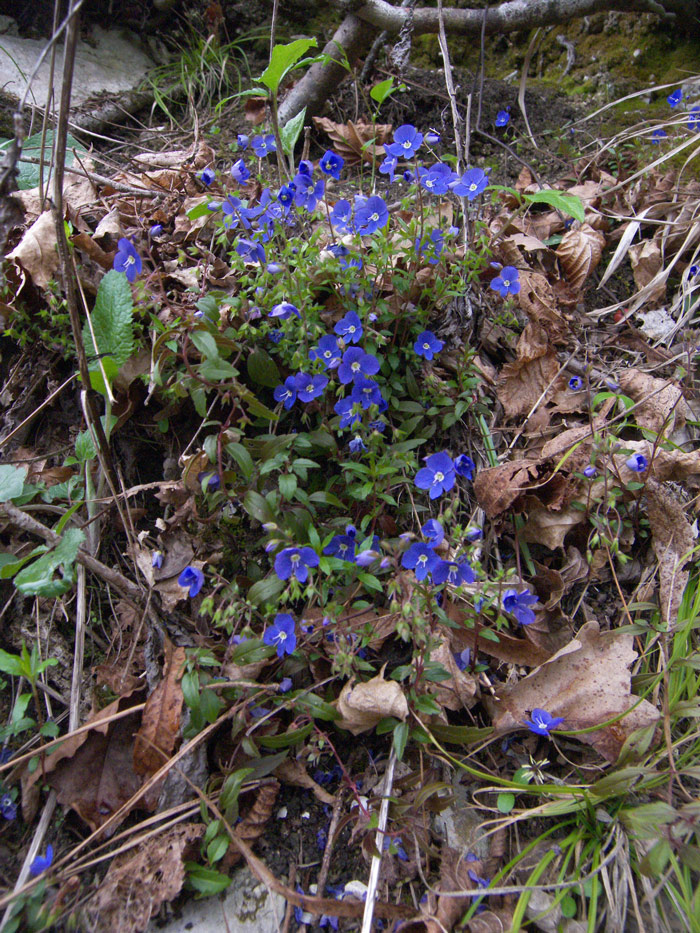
[312, 116, 392, 164]
[556, 223, 605, 292]
[618, 369, 691, 437]
[426, 639, 478, 711]
[497, 323, 560, 419]
[520, 503, 586, 550]
[274, 759, 335, 805]
[86, 822, 204, 933]
[487, 621, 659, 763]
[647, 482, 695, 627]
[7, 211, 59, 289]
[516, 270, 569, 344]
[473, 460, 538, 519]
[222, 780, 281, 870]
[244, 96, 268, 124]
[133, 642, 186, 778]
[336, 670, 408, 735]
[628, 238, 665, 301]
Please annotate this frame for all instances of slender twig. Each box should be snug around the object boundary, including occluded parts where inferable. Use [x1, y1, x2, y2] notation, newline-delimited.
[361, 745, 397, 933]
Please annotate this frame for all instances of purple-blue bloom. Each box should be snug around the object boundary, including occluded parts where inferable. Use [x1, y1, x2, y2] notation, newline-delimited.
[454, 455, 475, 480]
[113, 238, 142, 283]
[451, 167, 488, 200]
[418, 163, 457, 195]
[0, 794, 16, 821]
[349, 434, 367, 454]
[524, 708, 564, 736]
[414, 331, 444, 360]
[152, 550, 163, 569]
[425, 129, 441, 146]
[236, 237, 266, 264]
[350, 377, 385, 410]
[29, 845, 53, 877]
[274, 375, 297, 409]
[198, 471, 221, 492]
[222, 195, 253, 230]
[338, 347, 380, 384]
[689, 107, 700, 131]
[251, 134, 276, 157]
[433, 559, 476, 585]
[330, 199, 353, 234]
[354, 195, 388, 235]
[503, 588, 539, 625]
[495, 109, 511, 127]
[178, 566, 204, 597]
[199, 167, 216, 185]
[263, 614, 297, 657]
[319, 150, 344, 180]
[415, 451, 456, 499]
[652, 129, 667, 143]
[490, 266, 520, 297]
[274, 547, 319, 582]
[625, 453, 648, 473]
[667, 88, 683, 108]
[150, 223, 163, 237]
[309, 335, 341, 368]
[385, 124, 424, 158]
[422, 519, 444, 548]
[324, 525, 357, 561]
[401, 542, 441, 581]
[294, 372, 328, 402]
[379, 154, 398, 182]
[231, 158, 250, 183]
[279, 676, 293, 693]
[269, 301, 300, 319]
[334, 396, 362, 429]
[334, 311, 363, 343]
[568, 376, 583, 391]
[294, 172, 325, 212]
[237, 134, 249, 149]
[583, 465, 597, 478]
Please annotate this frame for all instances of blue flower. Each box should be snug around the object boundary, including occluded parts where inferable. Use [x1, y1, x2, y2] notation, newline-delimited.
[379, 154, 398, 182]
[568, 376, 583, 391]
[334, 311, 363, 343]
[269, 301, 300, 319]
[454, 647, 471, 671]
[267, 262, 283, 274]
[625, 453, 648, 473]
[350, 376, 384, 410]
[414, 331, 443, 360]
[269, 329, 283, 344]
[334, 396, 362, 429]
[274, 376, 297, 409]
[274, 546, 319, 582]
[415, 451, 456, 499]
[198, 471, 221, 491]
[294, 172, 325, 211]
[490, 266, 520, 297]
[454, 455, 475, 480]
[151, 550, 164, 569]
[320, 150, 344, 180]
[231, 158, 250, 183]
[667, 88, 683, 108]
[401, 542, 441, 581]
[349, 434, 367, 454]
[199, 167, 216, 185]
[503, 588, 539, 625]
[279, 676, 293, 693]
[354, 195, 388, 235]
[466, 527, 482, 541]
[149, 223, 163, 237]
[29, 845, 53, 877]
[433, 559, 476, 585]
[385, 124, 424, 158]
[688, 107, 700, 130]
[0, 793, 16, 821]
[222, 195, 253, 229]
[178, 566, 204, 597]
[236, 237, 266, 264]
[652, 129, 667, 143]
[113, 238, 142, 283]
[263, 614, 297, 657]
[309, 335, 341, 369]
[524, 708, 564, 736]
[277, 184, 295, 207]
[583, 465, 597, 478]
[425, 129, 441, 146]
[414, 229, 445, 264]
[237, 134, 249, 149]
[324, 525, 357, 561]
[338, 347, 380, 384]
[418, 163, 456, 194]
[451, 167, 488, 200]
[495, 109, 511, 127]
[330, 199, 353, 234]
[251, 134, 276, 157]
[422, 519, 444, 548]
[298, 159, 314, 177]
[294, 372, 328, 402]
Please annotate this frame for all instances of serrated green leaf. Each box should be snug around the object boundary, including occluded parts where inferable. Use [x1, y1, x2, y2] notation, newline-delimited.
[14, 527, 84, 597]
[524, 189, 585, 223]
[247, 347, 280, 388]
[0, 130, 86, 190]
[280, 107, 306, 156]
[0, 465, 27, 502]
[75, 429, 97, 462]
[259, 39, 317, 94]
[83, 271, 134, 372]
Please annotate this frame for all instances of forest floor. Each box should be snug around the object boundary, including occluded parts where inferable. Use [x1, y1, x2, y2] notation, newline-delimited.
[1, 5, 700, 933]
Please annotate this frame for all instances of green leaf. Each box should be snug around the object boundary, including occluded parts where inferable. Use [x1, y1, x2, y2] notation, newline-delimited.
[14, 527, 85, 597]
[243, 490, 275, 524]
[0, 130, 86, 190]
[206, 836, 229, 864]
[247, 347, 281, 388]
[294, 692, 340, 721]
[259, 39, 318, 94]
[279, 473, 297, 499]
[0, 650, 24, 677]
[497, 792, 515, 814]
[258, 722, 313, 749]
[393, 721, 409, 761]
[247, 575, 285, 607]
[187, 199, 212, 221]
[83, 271, 134, 374]
[185, 863, 232, 897]
[370, 77, 395, 105]
[413, 694, 442, 716]
[0, 465, 27, 502]
[524, 189, 585, 223]
[280, 107, 306, 156]
[75, 429, 97, 462]
[190, 329, 220, 359]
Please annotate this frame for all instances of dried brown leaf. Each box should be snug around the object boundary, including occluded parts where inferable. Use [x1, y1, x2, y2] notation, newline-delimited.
[647, 482, 695, 626]
[427, 640, 478, 711]
[618, 369, 690, 436]
[497, 324, 560, 419]
[517, 270, 569, 343]
[487, 621, 659, 762]
[274, 759, 335, 804]
[473, 460, 538, 518]
[244, 96, 268, 124]
[133, 642, 185, 777]
[87, 823, 204, 933]
[312, 116, 391, 164]
[336, 670, 408, 734]
[7, 211, 59, 289]
[223, 780, 280, 870]
[521, 503, 585, 550]
[556, 223, 605, 291]
[628, 238, 665, 300]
